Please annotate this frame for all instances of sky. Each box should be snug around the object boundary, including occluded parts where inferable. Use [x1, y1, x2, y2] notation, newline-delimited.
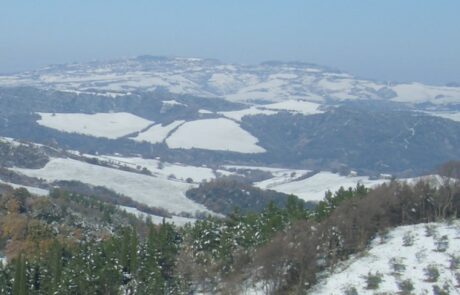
[1, 0, 459, 84]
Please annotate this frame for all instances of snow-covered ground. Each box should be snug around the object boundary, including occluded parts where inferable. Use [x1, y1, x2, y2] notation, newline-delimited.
[426, 111, 460, 123]
[402, 174, 448, 187]
[0, 180, 49, 196]
[118, 205, 195, 226]
[94, 155, 216, 183]
[162, 100, 186, 107]
[131, 120, 184, 144]
[166, 118, 266, 153]
[224, 164, 310, 185]
[218, 100, 323, 121]
[2, 56, 459, 106]
[261, 100, 323, 116]
[218, 107, 278, 121]
[311, 220, 460, 294]
[37, 112, 153, 139]
[256, 171, 387, 202]
[11, 158, 211, 215]
[393, 83, 460, 105]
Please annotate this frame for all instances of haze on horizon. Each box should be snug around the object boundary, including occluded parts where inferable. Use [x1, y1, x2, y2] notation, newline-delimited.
[1, 0, 459, 85]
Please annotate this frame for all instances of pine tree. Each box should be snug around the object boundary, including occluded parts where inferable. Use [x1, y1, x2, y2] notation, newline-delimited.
[13, 254, 27, 295]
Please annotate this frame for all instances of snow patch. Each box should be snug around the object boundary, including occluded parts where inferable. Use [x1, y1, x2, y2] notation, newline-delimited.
[11, 158, 211, 215]
[132, 120, 185, 144]
[37, 112, 153, 139]
[262, 100, 323, 115]
[218, 107, 278, 121]
[118, 206, 196, 226]
[311, 220, 460, 294]
[0, 180, 49, 196]
[166, 118, 266, 153]
[256, 172, 386, 202]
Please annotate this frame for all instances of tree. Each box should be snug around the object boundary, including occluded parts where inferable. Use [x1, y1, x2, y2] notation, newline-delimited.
[13, 254, 27, 295]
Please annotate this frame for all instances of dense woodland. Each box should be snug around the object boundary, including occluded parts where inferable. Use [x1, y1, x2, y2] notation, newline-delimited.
[185, 177, 315, 215]
[0, 169, 459, 294]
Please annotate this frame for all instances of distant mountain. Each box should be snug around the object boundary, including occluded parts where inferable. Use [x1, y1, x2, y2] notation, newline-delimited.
[1, 56, 460, 106]
[0, 56, 459, 179]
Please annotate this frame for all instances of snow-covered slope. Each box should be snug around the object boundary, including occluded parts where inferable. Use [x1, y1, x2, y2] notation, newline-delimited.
[2, 56, 459, 106]
[311, 221, 460, 294]
[132, 120, 185, 144]
[11, 157, 211, 215]
[37, 112, 153, 139]
[0, 180, 49, 196]
[90, 155, 217, 183]
[425, 111, 460, 123]
[166, 118, 266, 153]
[118, 205, 195, 226]
[256, 171, 387, 202]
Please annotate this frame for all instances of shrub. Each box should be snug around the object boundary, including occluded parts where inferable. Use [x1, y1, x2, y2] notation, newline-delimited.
[378, 228, 390, 244]
[449, 255, 460, 270]
[455, 272, 460, 287]
[424, 264, 440, 282]
[424, 225, 437, 237]
[364, 272, 383, 290]
[389, 257, 406, 274]
[398, 279, 414, 295]
[344, 286, 358, 295]
[402, 232, 414, 247]
[415, 249, 427, 263]
[435, 235, 449, 252]
[432, 283, 450, 295]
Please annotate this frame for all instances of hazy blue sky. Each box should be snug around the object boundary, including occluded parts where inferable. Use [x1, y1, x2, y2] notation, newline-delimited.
[1, 1, 459, 84]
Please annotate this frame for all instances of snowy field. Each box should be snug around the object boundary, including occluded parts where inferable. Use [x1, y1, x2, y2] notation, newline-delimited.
[37, 112, 153, 139]
[94, 155, 216, 183]
[426, 111, 460, 123]
[218, 100, 323, 121]
[166, 118, 266, 153]
[132, 120, 185, 144]
[256, 171, 387, 202]
[12, 158, 211, 215]
[311, 220, 460, 294]
[224, 164, 310, 185]
[218, 107, 277, 121]
[0, 180, 49, 196]
[261, 100, 323, 115]
[118, 205, 196, 226]
[393, 83, 460, 105]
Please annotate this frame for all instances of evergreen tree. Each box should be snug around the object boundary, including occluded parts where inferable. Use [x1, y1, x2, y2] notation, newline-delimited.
[13, 254, 27, 295]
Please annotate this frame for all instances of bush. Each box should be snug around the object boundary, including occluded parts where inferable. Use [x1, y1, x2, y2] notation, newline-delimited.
[378, 228, 390, 244]
[398, 279, 414, 294]
[424, 225, 437, 237]
[449, 255, 460, 270]
[344, 286, 358, 295]
[424, 264, 440, 282]
[389, 257, 406, 274]
[432, 283, 450, 295]
[364, 272, 383, 290]
[402, 232, 414, 247]
[435, 235, 449, 252]
[415, 249, 427, 263]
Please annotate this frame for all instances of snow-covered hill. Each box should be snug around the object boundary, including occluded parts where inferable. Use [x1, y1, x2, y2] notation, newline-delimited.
[310, 221, 460, 294]
[1, 56, 459, 106]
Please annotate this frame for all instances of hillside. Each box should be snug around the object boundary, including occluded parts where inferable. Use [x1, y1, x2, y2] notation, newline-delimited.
[1, 56, 460, 106]
[0, 57, 459, 177]
[311, 221, 460, 294]
[0, 170, 459, 294]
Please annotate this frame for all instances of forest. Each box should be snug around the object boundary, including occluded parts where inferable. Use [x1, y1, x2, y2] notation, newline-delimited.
[0, 171, 459, 294]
